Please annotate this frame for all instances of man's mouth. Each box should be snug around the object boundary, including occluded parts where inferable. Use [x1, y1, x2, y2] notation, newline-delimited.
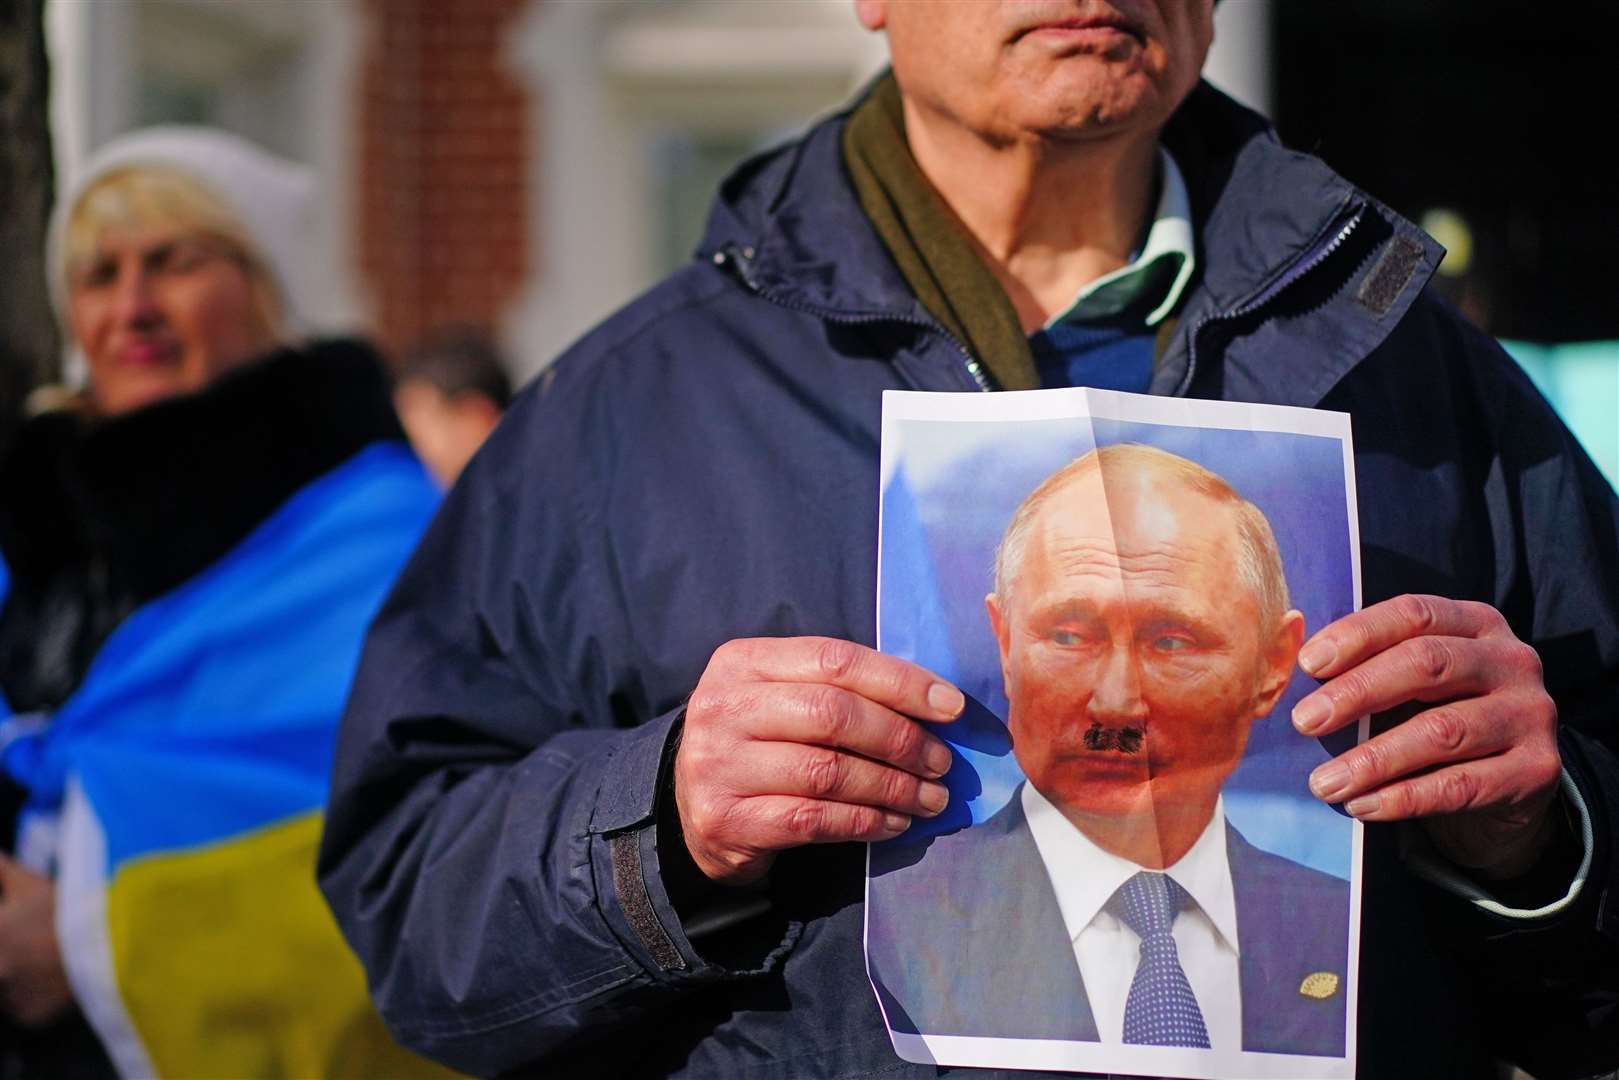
[1015, 8, 1146, 47]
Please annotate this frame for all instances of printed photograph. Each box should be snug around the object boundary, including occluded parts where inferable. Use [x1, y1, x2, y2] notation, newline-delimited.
[866, 388, 1366, 1080]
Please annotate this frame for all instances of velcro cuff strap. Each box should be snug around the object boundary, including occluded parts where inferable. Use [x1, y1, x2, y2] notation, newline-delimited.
[610, 829, 686, 972]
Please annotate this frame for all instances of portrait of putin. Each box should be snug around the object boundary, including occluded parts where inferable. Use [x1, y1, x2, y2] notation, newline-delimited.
[868, 443, 1351, 1058]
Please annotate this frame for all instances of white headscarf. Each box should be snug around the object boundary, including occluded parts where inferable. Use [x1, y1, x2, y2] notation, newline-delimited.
[47, 126, 316, 333]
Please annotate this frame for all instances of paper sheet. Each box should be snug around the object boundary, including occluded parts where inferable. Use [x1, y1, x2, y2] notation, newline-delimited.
[865, 387, 1365, 1080]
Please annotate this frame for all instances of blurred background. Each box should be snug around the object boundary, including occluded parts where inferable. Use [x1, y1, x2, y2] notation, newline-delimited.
[3, 0, 1615, 482]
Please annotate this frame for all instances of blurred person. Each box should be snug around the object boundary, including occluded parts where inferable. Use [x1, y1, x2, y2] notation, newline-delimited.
[319, 2, 1619, 1078]
[393, 326, 512, 488]
[0, 127, 452, 1078]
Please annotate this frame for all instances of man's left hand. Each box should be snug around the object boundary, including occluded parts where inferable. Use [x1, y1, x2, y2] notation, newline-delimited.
[0, 854, 74, 1027]
[1291, 594, 1561, 880]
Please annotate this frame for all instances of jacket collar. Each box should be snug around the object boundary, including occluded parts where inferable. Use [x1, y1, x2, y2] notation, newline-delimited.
[699, 104, 933, 325]
[701, 79, 1442, 408]
[1152, 83, 1444, 406]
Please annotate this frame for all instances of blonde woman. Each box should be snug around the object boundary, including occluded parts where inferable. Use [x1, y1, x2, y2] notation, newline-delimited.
[0, 129, 449, 1078]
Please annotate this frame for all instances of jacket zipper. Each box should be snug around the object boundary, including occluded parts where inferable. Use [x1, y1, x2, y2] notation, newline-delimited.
[1178, 202, 1366, 397]
[712, 246, 993, 393]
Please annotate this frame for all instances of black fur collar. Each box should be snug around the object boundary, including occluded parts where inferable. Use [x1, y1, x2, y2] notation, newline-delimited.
[0, 339, 406, 712]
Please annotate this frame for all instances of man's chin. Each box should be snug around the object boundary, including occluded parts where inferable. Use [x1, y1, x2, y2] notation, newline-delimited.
[1040, 768, 1225, 826]
[1014, 75, 1169, 142]
[1041, 773, 1156, 819]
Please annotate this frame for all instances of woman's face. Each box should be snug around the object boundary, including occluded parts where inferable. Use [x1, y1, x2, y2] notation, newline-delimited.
[67, 224, 275, 417]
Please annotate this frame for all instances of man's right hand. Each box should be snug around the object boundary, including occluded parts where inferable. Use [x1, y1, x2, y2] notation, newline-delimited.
[675, 637, 964, 886]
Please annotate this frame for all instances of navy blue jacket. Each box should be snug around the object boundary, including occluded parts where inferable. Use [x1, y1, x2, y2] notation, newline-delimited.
[318, 84, 1619, 1079]
[867, 791, 1349, 1056]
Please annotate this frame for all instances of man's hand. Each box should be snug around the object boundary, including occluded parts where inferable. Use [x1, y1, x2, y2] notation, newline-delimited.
[676, 637, 964, 886]
[1291, 595, 1561, 879]
[0, 854, 74, 1027]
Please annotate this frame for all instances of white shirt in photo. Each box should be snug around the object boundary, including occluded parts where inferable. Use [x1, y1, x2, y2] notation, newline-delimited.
[1022, 783, 1242, 1051]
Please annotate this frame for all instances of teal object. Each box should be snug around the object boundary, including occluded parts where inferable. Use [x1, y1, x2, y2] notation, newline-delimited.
[1502, 339, 1619, 491]
[1047, 148, 1196, 328]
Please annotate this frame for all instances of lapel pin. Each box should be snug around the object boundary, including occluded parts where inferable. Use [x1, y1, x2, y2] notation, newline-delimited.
[1299, 972, 1340, 1000]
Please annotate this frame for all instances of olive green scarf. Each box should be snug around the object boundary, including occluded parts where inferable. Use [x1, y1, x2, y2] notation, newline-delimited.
[841, 75, 1039, 392]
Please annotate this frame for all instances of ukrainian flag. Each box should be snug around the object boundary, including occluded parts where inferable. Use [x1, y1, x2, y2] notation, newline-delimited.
[1, 443, 457, 1078]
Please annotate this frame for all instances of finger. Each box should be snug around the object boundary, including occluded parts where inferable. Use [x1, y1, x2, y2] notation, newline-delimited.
[742, 795, 913, 849]
[733, 683, 954, 778]
[1298, 595, 1506, 680]
[732, 742, 950, 818]
[706, 637, 964, 721]
[1292, 633, 1506, 736]
[1337, 744, 1560, 822]
[1306, 698, 1515, 804]
[684, 682, 954, 778]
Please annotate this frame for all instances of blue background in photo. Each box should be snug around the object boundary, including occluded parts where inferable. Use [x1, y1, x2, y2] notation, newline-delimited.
[878, 415, 1355, 880]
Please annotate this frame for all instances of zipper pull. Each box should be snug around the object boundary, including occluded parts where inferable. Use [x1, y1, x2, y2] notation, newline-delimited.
[711, 244, 761, 291]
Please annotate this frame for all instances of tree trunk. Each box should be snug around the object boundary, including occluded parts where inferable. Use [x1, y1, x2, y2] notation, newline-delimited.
[0, 0, 57, 448]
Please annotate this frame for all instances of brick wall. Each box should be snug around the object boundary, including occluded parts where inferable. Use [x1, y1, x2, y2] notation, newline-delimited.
[358, 0, 531, 358]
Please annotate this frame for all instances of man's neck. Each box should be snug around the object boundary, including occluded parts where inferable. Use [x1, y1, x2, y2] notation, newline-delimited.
[901, 95, 1160, 334]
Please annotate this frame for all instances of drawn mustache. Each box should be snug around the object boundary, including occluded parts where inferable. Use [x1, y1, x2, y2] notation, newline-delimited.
[1082, 721, 1144, 754]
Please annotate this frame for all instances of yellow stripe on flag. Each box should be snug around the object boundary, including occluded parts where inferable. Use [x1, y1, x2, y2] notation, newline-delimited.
[105, 810, 460, 1079]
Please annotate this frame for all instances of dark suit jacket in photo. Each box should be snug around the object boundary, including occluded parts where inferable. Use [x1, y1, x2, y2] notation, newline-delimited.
[866, 788, 1351, 1057]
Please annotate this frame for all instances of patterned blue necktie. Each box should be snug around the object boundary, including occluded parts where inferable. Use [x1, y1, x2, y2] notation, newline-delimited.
[1110, 871, 1212, 1048]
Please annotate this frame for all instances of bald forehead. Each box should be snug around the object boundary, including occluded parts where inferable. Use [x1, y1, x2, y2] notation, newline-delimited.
[996, 466, 1253, 624]
[1036, 459, 1241, 535]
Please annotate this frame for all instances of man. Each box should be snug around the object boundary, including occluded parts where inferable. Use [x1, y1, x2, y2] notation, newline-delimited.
[318, 2, 1619, 1077]
[867, 445, 1349, 1057]
[392, 325, 513, 489]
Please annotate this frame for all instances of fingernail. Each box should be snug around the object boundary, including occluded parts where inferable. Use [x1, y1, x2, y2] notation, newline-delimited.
[927, 683, 965, 718]
[882, 812, 911, 835]
[1345, 794, 1380, 819]
[1292, 696, 1331, 733]
[1299, 639, 1337, 676]
[924, 740, 954, 778]
[919, 781, 949, 815]
[1309, 761, 1350, 801]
